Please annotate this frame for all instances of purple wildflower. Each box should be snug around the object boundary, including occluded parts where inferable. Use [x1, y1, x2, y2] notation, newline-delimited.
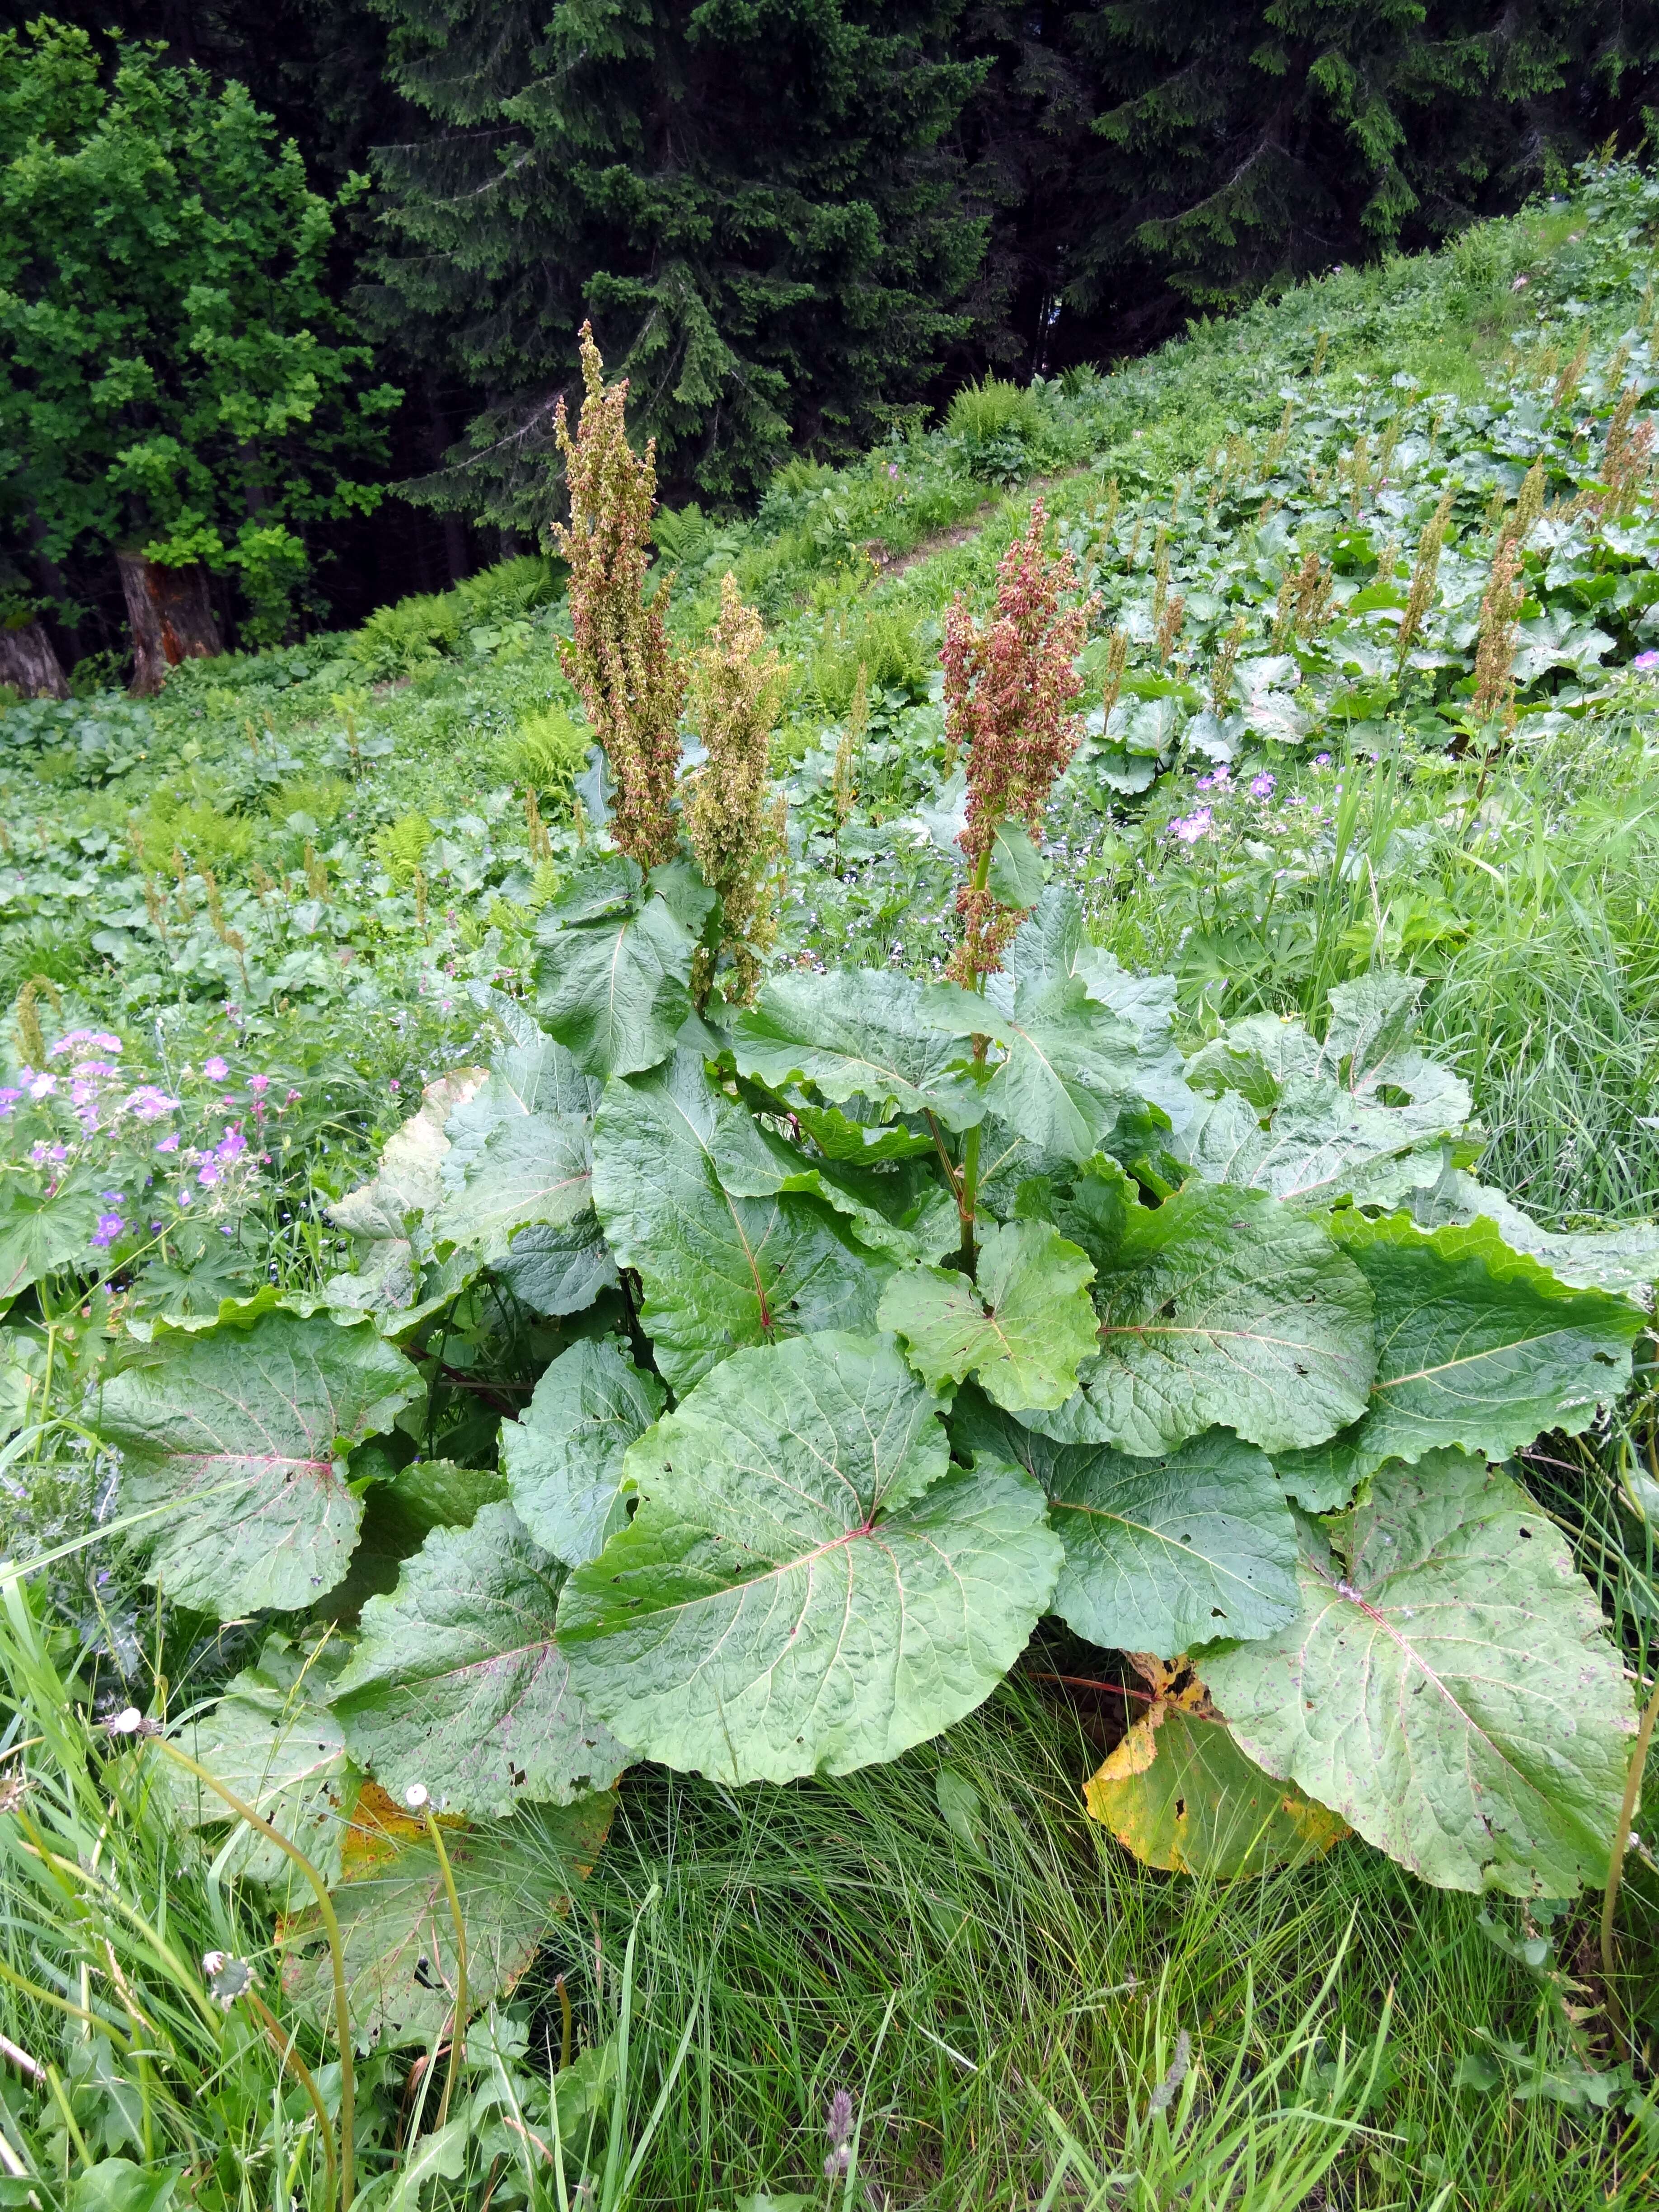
[203, 1055, 229, 1081]
[28, 1073, 55, 1100]
[0, 1090, 19, 1117]
[1250, 772, 1276, 798]
[1170, 807, 1213, 844]
[1313, 751, 1332, 767]
[1635, 650, 1659, 673]
[125, 1086, 179, 1122]
[91, 1212, 125, 1249]
[156, 1133, 180, 1154]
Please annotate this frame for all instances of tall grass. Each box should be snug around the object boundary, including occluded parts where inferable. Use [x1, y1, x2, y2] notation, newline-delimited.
[0, 1545, 1650, 2207]
[1094, 703, 1659, 1227]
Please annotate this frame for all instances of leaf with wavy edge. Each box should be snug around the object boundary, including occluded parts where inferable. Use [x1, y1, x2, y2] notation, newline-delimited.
[1203, 1453, 1634, 1895]
[591, 1051, 890, 1393]
[954, 1392, 1298, 1655]
[877, 1219, 1097, 1411]
[501, 1337, 665, 1567]
[731, 969, 986, 1131]
[923, 973, 1146, 1166]
[558, 1332, 1061, 1783]
[328, 1071, 487, 1240]
[535, 895, 696, 1078]
[1027, 1184, 1375, 1458]
[1406, 1167, 1659, 1303]
[332, 1503, 628, 1818]
[1302, 1212, 1643, 1480]
[98, 1312, 421, 1615]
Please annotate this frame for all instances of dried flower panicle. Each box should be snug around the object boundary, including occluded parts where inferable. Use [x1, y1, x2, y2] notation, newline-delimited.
[1473, 535, 1522, 726]
[1097, 626, 1129, 721]
[943, 502, 1096, 986]
[1599, 384, 1655, 517]
[550, 323, 688, 874]
[1153, 591, 1186, 669]
[1552, 332, 1591, 408]
[685, 574, 788, 1005]
[1396, 489, 1454, 666]
[1208, 613, 1247, 712]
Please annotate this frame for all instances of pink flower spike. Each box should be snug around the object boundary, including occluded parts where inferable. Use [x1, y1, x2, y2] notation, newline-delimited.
[248, 1073, 270, 1095]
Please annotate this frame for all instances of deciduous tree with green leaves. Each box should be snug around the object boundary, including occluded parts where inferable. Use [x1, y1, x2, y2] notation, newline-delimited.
[0, 18, 400, 689]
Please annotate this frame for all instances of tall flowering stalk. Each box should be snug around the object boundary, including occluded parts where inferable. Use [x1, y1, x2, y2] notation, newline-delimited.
[1473, 535, 1522, 727]
[1394, 489, 1453, 669]
[943, 502, 1096, 990]
[548, 323, 687, 873]
[685, 574, 788, 1007]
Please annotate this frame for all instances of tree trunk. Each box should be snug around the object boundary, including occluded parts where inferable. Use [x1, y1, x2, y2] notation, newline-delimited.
[117, 552, 222, 696]
[0, 619, 69, 700]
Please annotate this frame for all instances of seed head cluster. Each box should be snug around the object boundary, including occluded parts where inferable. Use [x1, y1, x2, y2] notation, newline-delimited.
[943, 502, 1095, 985]
[685, 574, 789, 1005]
[549, 323, 686, 873]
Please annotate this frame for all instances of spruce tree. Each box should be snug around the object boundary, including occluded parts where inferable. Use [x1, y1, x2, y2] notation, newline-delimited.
[1059, 1, 1659, 333]
[365, 0, 988, 522]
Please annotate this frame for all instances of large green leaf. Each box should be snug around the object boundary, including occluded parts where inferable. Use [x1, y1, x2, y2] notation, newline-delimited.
[535, 894, 695, 1078]
[1203, 1453, 1634, 1895]
[730, 969, 985, 1131]
[876, 1220, 1097, 1411]
[98, 1313, 421, 1615]
[1181, 980, 1470, 1210]
[590, 1051, 891, 1393]
[1315, 1212, 1642, 1475]
[432, 1111, 594, 1254]
[950, 1391, 1298, 1652]
[279, 1788, 614, 2049]
[1084, 1699, 1347, 1878]
[1029, 1184, 1375, 1458]
[430, 1097, 616, 1316]
[558, 1333, 1061, 1782]
[924, 973, 1146, 1166]
[1179, 1078, 1458, 1212]
[501, 1337, 665, 1567]
[998, 886, 1195, 1136]
[1407, 1167, 1659, 1301]
[328, 1071, 486, 1241]
[449, 998, 603, 1129]
[331, 1504, 628, 1818]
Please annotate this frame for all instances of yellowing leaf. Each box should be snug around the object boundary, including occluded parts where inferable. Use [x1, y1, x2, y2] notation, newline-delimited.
[1084, 1698, 1347, 1879]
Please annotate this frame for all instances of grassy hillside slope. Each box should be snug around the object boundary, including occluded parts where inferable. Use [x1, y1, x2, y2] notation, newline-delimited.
[3, 157, 1659, 2210]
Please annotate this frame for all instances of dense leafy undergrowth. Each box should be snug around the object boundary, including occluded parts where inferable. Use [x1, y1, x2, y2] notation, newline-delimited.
[3, 163, 1659, 2209]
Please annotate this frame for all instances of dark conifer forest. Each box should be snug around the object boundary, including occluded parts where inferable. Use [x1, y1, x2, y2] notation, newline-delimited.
[16, 0, 1657, 645]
